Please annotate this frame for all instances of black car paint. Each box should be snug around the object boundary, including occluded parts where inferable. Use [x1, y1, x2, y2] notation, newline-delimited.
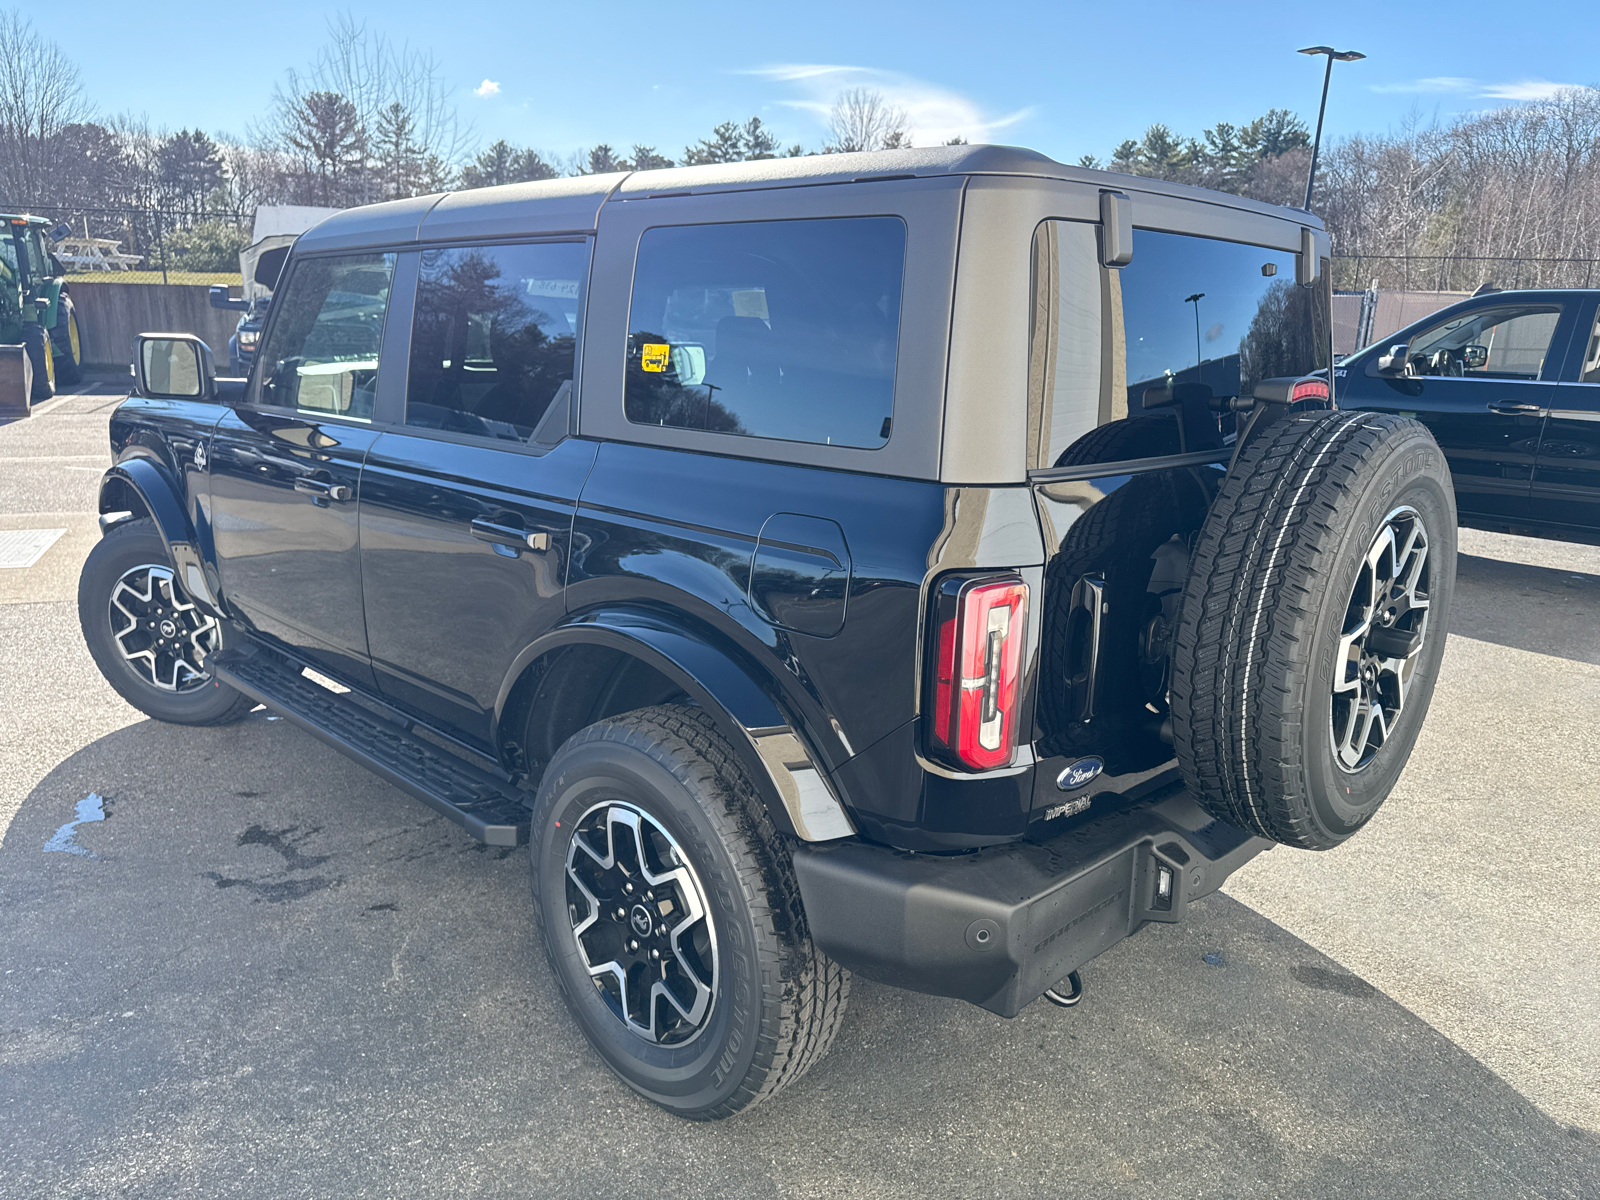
[1340, 289, 1600, 543]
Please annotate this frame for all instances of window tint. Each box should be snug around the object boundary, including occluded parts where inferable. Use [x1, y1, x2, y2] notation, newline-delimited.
[624, 217, 906, 449]
[257, 253, 395, 419]
[1030, 223, 1331, 469]
[1406, 306, 1561, 381]
[406, 242, 586, 443]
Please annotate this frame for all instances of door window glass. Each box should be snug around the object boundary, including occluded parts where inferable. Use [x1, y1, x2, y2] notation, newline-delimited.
[1030, 223, 1331, 468]
[257, 253, 396, 419]
[1405, 306, 1561, 380]
[624, 217, 906, 449]
[405, 241, 587, 443]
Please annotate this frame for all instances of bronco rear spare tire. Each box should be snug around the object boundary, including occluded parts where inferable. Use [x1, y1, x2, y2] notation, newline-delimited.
[1170, 411, 1456, 850]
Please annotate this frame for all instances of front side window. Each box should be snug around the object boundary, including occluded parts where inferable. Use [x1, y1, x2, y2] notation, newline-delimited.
[1403, 306, 1562, 381]
[1030, 223, 1331, 468]
[624, 217, 906, 449]
[405, 241, 586, 443]
[257, 253, 396, 419]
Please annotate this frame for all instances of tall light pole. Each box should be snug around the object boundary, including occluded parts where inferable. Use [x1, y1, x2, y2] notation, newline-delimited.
[1185, 292, 1205, 368]
[1298, 45, 1365, 211]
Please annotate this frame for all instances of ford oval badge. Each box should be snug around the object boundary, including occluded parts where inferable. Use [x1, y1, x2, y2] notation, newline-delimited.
[1057, 757, 1104, 792]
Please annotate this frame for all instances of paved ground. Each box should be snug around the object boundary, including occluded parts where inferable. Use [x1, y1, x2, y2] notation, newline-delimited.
[3, 385, 1599, 1199]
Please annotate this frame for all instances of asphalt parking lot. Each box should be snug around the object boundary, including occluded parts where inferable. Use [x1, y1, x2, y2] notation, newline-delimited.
[3, 383, 1598, 1199]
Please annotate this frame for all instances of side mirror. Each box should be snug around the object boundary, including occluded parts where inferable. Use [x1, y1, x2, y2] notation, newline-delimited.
[136, 334, 217, 401]
[208, 284, 249, 312]
[1462, 344, 1488, 370]
[1376, 343, 1410, 376]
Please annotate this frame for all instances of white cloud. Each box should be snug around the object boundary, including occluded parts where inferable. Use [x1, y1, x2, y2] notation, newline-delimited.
[743, 64, 1032, 146]
[1369, 77, 1474, 94]
[475, 79, 501, 98]
[1369, 76, 1580, 103]
[1478, 79, 1578, 101]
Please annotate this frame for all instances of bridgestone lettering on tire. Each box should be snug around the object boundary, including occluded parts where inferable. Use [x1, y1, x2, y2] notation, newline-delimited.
[529, 705, 849, 1119]
[1169, 411, 1456, 850]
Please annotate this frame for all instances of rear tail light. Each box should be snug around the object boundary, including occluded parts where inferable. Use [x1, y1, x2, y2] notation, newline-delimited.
[927, 574, 1029, 771]
[1291, 377, 1330, 402]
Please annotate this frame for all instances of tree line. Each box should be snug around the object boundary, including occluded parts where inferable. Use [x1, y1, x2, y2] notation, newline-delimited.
[1084, 88, 1600, 291]
[6, 7, 1595, 288]
[0, 12, 922, 271]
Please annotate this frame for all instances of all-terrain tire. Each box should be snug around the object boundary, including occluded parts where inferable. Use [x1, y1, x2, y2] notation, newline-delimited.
[1169, 411, 1456, 850]
[22, 323, 54, 400]
[78, 519, 257, 725]
[529, 704, 849, 1120]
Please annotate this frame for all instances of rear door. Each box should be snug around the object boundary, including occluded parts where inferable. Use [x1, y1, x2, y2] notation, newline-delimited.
[358, 240, 596, 748]
[1530, 296, 1600, 536]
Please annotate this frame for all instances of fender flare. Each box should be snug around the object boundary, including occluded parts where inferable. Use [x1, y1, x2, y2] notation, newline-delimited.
[497, 607, 856, 843]
[97, 456, 223, 617]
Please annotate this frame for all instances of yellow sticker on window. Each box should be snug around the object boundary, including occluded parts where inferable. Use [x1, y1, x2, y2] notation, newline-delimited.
[641, 343, 671, 373]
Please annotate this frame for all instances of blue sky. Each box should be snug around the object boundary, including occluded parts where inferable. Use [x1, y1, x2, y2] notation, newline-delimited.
[64, 0, 1595, 162]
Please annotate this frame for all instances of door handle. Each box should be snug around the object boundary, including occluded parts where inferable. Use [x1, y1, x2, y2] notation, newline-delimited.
[470, 517, 550, 553]
[1487, 400, 1544, 415]
[293, 477, 353, 501]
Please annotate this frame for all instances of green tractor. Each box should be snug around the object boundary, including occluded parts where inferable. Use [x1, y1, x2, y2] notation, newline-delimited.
[2, 213, 85, 401]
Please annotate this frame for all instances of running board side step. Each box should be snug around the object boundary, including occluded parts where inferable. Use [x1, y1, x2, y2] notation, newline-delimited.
[211, 646, 530, 846]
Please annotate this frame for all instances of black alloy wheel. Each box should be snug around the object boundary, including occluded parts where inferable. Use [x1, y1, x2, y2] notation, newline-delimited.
[564, 799, 718, 1045]
[108, 562, 221, 693]
[1331, 506, 1431, 772]
[78, 519, 256, 726]
[530, 705, 849, 1119]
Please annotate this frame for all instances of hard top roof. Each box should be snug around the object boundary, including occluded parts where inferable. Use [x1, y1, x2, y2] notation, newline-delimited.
[1, 214, 51, 226]
[295, 143, 1325, 252]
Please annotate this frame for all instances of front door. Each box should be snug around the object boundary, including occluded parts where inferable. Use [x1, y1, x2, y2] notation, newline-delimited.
[208, 251, 398, 688]
[1531, 298, 1600, 537]
[1357, 302, 1573, 522]
[359, 241, 595, 747]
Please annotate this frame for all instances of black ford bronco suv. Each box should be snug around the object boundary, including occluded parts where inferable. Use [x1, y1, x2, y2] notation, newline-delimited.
[78, 146, 1455, 1120]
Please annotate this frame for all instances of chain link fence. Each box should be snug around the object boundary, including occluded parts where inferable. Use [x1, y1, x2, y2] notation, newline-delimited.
[19, 202, 247, 288]
[1332, 254, 1600, 294]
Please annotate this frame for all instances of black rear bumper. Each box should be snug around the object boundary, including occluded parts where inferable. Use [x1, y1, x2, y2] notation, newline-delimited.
[791, 789, 1271, 1017]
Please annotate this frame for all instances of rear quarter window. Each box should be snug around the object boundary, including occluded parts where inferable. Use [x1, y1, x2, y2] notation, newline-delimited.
[1030, 222, 1331, 469]
[624, 217, 906, 449]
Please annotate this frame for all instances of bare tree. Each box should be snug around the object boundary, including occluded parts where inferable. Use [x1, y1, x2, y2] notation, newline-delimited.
[260, 14, 470, 205]
[0, 8, 91, 204]
[825, 88, 910, 153]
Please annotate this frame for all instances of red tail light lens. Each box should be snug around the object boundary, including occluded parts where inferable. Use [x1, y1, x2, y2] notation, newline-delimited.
[928, 574, 1029, 771]
[1291, 377, 1330, 402]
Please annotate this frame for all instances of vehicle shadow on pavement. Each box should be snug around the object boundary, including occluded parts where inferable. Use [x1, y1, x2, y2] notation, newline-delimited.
[3, 715, 1597, 1200]
[1452, 553, 1600, 666]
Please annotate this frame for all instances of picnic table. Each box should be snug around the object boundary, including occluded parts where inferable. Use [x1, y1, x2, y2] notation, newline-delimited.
[56, 236, 143, 271]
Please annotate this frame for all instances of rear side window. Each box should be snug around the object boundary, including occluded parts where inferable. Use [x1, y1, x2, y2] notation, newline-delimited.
[256, 253, 396, 419]
[624, 217, 906, 449]
[406, 241, 586, 443]
[1030, 223, 1331, 469]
